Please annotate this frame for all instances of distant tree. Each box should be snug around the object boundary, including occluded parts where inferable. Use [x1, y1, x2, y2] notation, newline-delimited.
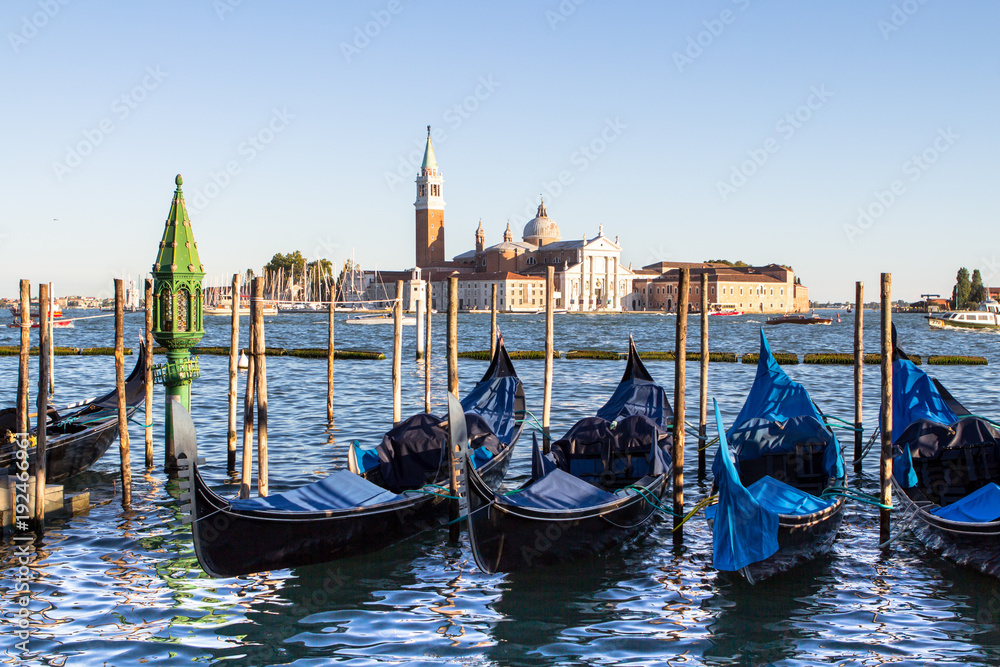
[265, 251, 306, 276]
[970, 269, 986, 305]
[953, 267, 971, 309]
[704, 259, 750, 267]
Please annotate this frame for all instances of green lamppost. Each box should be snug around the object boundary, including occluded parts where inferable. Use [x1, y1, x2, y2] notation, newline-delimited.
[151, 174, 205, 470]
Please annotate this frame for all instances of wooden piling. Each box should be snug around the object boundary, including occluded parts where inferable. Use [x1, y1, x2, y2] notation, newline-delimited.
[415, 286, 425, 361]
[673, 268, 689, 542]
[114, 280, 131, 509]
[425, 282, 432, 413]
[879, 273, 892, 545]
[447, 276, 458, 396]
[543, 266, 554, 453]
[34, 283, 51, 527]
[239, 292, 257, 500]
[48, 283, 54, 396]
[253, 277, 268, 497]
[227, 274, 240, 472]
[16, 280, 30, 435]
[854, 281, 864, 473]
[327, 288, 335, 423]
[490, 283, 498, 359]
[699, 272, 708, 477]
[393, 280, 403, 426]
[144, 279, 154, 468]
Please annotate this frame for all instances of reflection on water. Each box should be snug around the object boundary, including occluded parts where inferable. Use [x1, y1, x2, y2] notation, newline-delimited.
[1, 312, 1000, 664]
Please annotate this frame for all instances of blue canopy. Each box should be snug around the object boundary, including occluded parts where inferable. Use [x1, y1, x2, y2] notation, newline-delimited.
[596, 379, 671, 429]
[461, 376, 521, 445]
[930, 483, 1000, 523]
[231, 470, 401, 513]
[892, 358, 959, 440]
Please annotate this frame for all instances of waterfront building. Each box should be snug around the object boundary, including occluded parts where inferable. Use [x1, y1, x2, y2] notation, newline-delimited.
[629, 262, 809, 313]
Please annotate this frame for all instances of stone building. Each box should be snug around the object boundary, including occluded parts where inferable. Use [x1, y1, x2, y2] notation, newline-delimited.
[629, 262, 809, 313]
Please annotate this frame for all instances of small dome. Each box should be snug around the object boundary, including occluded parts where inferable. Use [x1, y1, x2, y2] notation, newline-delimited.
[522, 200, 560, 245]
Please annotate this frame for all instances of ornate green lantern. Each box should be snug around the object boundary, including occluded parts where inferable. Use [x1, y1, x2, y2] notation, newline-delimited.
[151, 174, 205, 467]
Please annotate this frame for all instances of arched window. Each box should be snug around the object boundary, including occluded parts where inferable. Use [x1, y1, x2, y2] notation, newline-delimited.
[160, 289, 173, 331]
[177, 289, 189, 331]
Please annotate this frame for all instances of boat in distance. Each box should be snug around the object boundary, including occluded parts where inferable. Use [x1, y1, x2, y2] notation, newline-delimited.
[926, 299, 1000, 331]
[344, 312, 416, 325]
[174, 337, 525, 578]
[464, 336, 672, 573]
[765, 314, 832, 325]
[203, 297, 278, 316]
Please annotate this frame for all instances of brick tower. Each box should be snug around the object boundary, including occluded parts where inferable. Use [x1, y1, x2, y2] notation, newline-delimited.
[415, 126, 445, 267]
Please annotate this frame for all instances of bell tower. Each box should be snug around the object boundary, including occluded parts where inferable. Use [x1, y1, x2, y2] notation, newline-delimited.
[415, 126, 445, 267]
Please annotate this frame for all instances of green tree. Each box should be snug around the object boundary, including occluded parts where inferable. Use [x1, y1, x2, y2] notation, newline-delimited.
[970, 269, 986, 305]
[264, 251, 306, 275]
[953, 267, 971, 309]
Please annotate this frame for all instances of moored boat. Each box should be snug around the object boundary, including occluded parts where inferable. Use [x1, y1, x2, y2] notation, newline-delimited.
[707, 329, 846, 582]
[174, 337, 525, 578]
[765, 314, 832, 325]
[203, 296, 278, 316]
[344, 312, 416, 325]
[464, 336, 672, 573]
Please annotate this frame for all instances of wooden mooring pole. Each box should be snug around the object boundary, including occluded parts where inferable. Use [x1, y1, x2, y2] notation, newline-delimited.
[48, 283, 54, 396]
[34, 283, 51, 527]
[393, 280, 403, 425]
[879, 273, 893, 545]
[144, 279, 154, 468]
[854, 281, 864, 473]
[16, 279, 30, 435]
[447, 276, 458, 397]
[239, 289, 257, 500]
[327, 288, 335, 423]
[253, 277, 268, 497]
[415, 285, 425, 362]
[543, 266, 554, 453]
[114, 280, 131, 509]
[673, 268, 689, 543]
[490, 283, 498, 360]
[425, 282, 432, 413]
[227, 274, 240, 472]
[699, 272, 708, 477]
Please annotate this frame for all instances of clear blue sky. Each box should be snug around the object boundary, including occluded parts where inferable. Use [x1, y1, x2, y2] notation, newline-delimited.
[3, 0, 997, 302]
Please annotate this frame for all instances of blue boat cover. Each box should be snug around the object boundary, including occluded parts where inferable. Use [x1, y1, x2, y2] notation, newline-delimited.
[502, 467, 618, 510]
[461, 376, 522, 445]
[596, 378, 671, 429]
[231, 469, 401, 512]
[892, 358, 959, 439]
[711, 400, 780, 571]
[930, 483, 1000, 523]
[745, 475, 836, 516]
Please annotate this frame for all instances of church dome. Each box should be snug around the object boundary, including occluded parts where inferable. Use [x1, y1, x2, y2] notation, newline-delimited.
[522, 200, 561, 246]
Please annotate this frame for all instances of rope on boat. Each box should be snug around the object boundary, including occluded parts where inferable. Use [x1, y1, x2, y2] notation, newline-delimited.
[672, 495, 718, 532]
[959, 414, 1000, 430]
[823, 414, 864, 432]
[128, 415, 153, 428]
[820, 485, 891, 511]
[876, 502, 921, 549]
[516, 410, 547, 435]
[860, 425, 881, 461]
[404, 486, 459, 500]
[618, 483, 679, 517]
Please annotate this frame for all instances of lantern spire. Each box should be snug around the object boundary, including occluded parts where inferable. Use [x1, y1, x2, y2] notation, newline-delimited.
[153, 174, 204, 276]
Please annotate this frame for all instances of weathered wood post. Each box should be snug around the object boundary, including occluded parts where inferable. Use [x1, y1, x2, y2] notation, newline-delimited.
[16, 280, 30, 435]
[880, 273, 893, 545]
[114, 280, 131, 509]
[239, 294, 256, 500]
[34, 283, 51, 527]
[854, 281, 864, 473]
[543, 266, 554, 453]
[448, 276, 458, 396]
[327, 287, 335, 423]
[490, 283, 498, 359]
[699, 272, 709, 477]
[415, 284, 425, 361]
[673, 268, 689, 543]
[425, 282, 432, 413]
[227, 274, 240, 472]
[393, 280, 403, 425]
[144, 279, 154, 468]
[48, 283, 54, 396]
[253, 277, 268, 497]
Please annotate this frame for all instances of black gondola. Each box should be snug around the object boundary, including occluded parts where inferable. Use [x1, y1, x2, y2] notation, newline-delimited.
[708, 330, 846, 583]
[0, 343, 147, 483]
[890, 331, 1000, 577]
[464, 337, 672, 573]
[174, 338, 525, 578]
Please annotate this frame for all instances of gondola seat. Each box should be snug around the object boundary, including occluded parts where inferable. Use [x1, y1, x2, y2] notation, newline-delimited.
[549, 414, 667, 489]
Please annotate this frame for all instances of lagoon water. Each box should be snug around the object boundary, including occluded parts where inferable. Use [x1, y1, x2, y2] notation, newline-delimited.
[2, 310, 1000, 666]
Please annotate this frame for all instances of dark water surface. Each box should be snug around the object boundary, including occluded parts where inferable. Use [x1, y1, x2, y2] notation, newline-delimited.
[2, 311, 1000, 666]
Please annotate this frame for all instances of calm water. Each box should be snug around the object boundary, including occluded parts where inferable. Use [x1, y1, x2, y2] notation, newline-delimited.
[2, 310, 1000, 666]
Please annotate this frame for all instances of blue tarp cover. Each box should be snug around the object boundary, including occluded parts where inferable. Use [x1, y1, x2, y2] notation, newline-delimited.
[461, 376, 521, 445]
[231, 470, 401, 512]
[596, 378, 671, 429]
[930, 483, 1000, 523]
[711, 400, 780, 571]
[893, 359, 959, 438]
[746, 475, 836, 516]
[502, 467, 618, 510]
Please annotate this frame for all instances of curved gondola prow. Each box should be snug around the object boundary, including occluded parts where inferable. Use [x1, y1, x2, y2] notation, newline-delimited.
[480, 332, 517, 381]
[622, 334, 654, 384]
[93, 340, 148, 409]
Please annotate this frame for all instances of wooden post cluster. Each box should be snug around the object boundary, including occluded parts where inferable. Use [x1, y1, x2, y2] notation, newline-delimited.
[34, 283, 51, 526]
[114, 280, 131, 509]
[490, 283, 498, 359]
[16, 279, 30, 435]
[673, 268, 689, 542]
[253, 277, 269, 497]
[879, 273, 893, 544]
[393, 280, 403, 425]
[447, 276, 458, 397]
[543, 266, 554, 452]
[699, 272, 708, 477]
[239, 289, 256, 499]
[854, 281, 864, 472]
[327, 289, 335, 423]
[424, 282, 432, 413]
[228, 274, 240, 472]
[144, 279, 154, 468]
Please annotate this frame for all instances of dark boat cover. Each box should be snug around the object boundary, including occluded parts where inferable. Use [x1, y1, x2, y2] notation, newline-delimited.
[930, 482, 1000, 523]
[231, 470, 401, 512]
[460, 376, 522, 445]
[503, 466, 618, 510]
[548, 414, 669, 486]
[596, 379, 672, 429]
